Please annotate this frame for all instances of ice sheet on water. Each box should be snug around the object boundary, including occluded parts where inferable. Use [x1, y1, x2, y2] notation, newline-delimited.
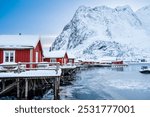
[73, 67, 150, 99]
[43, 66, 150, 100]
[60, 86, 75, 100]
[42, 89, 53, 100]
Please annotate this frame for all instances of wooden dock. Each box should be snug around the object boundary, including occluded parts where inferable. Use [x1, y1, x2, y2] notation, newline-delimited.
[0, 62, 61, 100]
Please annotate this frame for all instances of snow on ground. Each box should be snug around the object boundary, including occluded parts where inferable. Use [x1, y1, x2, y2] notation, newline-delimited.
[0, 69, 61, 78]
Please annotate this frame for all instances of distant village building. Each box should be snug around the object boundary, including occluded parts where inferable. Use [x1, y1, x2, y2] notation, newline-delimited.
[67, 52, 75, 64]
[41, 36, 75, 65]
[0, 35, 43, 67]
[43, 50, 68, 65]
[112, 60, 123, 65]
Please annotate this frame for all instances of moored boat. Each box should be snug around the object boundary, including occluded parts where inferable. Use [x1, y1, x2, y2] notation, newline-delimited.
[139, 66, 150, 74]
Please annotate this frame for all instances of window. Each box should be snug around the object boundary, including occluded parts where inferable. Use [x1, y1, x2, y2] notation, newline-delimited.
[50, 58, 56, 62]
[36, 52, 38, 62]
[68, 59, 73, 63]
[4, 51, 15, 63]
[5, 52, 9, 62]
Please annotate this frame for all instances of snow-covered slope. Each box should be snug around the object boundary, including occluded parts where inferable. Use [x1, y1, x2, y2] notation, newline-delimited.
[136, 5, 150, 34]
[52, 5, 150, 60]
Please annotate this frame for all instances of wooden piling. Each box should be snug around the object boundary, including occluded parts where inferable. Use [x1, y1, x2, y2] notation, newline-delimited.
[16, 79, 20, 99]
[54, 77, 60, 100]
[33, 79, 36, 92]
[2, 80, 5, 90]
[25, 79, 28, 99]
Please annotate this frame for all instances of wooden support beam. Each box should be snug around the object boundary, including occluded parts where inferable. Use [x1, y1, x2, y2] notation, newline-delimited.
[53, 77, 60, 100]
[33, 79, 36, 91]
[2, 80, 5, 90]
[25, 79, 28, 99]
[57, 77, 60, 99]
[16, 79, 20, 99]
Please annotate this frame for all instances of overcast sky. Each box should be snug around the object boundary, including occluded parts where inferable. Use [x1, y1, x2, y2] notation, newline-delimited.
[0, 0, 150, 35]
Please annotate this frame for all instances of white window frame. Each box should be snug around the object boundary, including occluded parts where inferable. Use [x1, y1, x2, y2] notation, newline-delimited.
[68, 59, 73, 63]
[36, 52, 38, 62]
[64, 58, 67, 64]
[50, 58, 56, 63]
[3, 51, 15, 63]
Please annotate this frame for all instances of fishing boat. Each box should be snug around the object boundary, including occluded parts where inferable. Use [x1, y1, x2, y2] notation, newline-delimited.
[139, 66, 150, 74]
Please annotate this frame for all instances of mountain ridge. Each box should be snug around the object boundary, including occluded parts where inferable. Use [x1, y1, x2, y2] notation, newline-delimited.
[51, 5, 150, 60]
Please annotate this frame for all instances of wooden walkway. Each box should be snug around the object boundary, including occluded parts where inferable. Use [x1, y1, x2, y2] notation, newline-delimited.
[0, 62, 61, 100]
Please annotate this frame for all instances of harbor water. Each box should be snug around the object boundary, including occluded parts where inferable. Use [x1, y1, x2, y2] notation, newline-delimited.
[43, 64, 150, 100]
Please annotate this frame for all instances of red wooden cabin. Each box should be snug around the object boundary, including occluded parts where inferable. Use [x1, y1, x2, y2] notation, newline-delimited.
[43, 51, 68, 65]
[67, 52, 75, 65]
[112, 60, 123, 64]
[0, 35, 43, 68]
[43, 50, 76, 65]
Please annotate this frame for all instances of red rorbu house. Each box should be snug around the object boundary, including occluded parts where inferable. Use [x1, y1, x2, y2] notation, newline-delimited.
[0, 35, 43, 68]
[112, 60, 123, 65]
[67, 52, 75, 65]
[43, 50, 75, 65]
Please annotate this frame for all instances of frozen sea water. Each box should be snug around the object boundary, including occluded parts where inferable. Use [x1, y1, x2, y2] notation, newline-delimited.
[58, 64, 150, 100]
[2, 64, 150, 100]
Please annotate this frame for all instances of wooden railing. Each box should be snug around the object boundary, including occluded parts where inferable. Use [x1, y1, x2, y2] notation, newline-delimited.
[0, 62, 60, 74]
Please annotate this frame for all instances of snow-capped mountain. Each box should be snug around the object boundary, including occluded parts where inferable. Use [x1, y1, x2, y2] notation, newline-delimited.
[52, 5, 150, 60]
[136, 5, 150, 34]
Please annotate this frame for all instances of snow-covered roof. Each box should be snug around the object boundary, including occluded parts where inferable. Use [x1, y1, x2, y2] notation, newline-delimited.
[44, 50, 67, 58]
[67, 51, 75, 59]
[40, 35, 56, 49]
[0, 35, 40, 49]
[40, 35, 57, 57]
[43, 48, 50, 57]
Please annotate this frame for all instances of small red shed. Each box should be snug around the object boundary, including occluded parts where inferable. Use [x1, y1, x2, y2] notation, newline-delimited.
[43, 50, 70, 65]
[0, 35, 43, 68]
[67, 52, 75, 65]
[112, 60, 123, 64]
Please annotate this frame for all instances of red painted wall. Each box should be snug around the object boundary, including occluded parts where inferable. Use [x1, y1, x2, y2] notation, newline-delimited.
[43, 58, 63, 64]
[56, 58, 62, 64]
[43, 52, 72, 65]
[0, 49, 31, 63]
[72, 59, 74, 63]
[68, 59, 74, 64]
[0, 49, 31, 67]
[33, 40, 43, 62]
[44, 58, 50, 62]
[64, 53, 68, 64]
[15, 49, 31, 68]
[112, 61, 123, 64]
[0, 40, 43, 68]
[15, 49, 30, 62]
[0, 50, 3, 63]
[55, 53, 69, 65]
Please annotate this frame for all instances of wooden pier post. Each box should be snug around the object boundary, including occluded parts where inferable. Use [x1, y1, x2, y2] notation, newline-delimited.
[2, 80, 5, 90]
[54, 77, 60, 100]
[25, 79, 28, 99]
[33, 79, 36, 92]
[16, 79, 20, 99]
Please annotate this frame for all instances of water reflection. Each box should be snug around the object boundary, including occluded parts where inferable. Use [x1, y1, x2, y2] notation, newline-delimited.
[112, 66, 124, 72]
[43, 64, 150, 100]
